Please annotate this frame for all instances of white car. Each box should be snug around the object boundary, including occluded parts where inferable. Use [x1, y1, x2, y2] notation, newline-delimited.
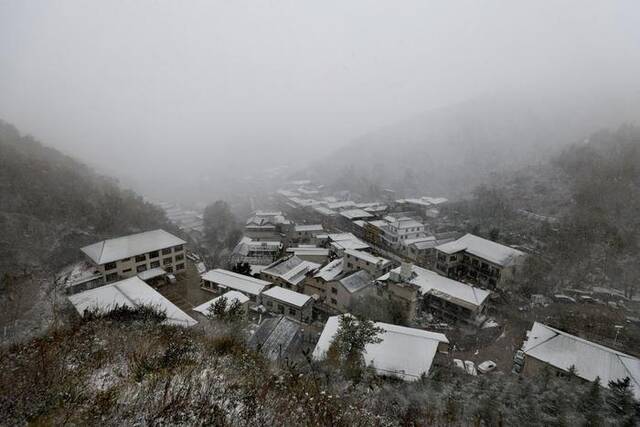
[464, 360, 478, 376]
[477, 360, 497, 374]
[453, 359, 465, 372]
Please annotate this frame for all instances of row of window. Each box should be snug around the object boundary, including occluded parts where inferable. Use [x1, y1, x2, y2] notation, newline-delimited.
[105, 252, 184, 271]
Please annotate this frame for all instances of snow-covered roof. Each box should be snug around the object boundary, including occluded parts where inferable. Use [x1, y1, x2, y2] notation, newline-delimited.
[378, 265, 490, 311]
[340, 209, 374, 220]
[314, 259, 344, 282]
[201, 269, 271, 296]
[262, 256, 321, 286]
[137, 267, 166, 281]
[68, 276, 197, 327]
[344, 249, 391, 266]
[262, 286, 312, 307]
[286, 247, 329, 256]
[313, 206, 338, 216]
[339, 270, 373, 293]
[294, 224, 324, 232]
[81, 229, 186, 265]
[313, 315, 449, 381]
[249, 315, 302, 361]
[353, 220, 367, 228]
[192, 290, 250, 316]
[523, 322, 640, 399]
[436, 233, 525, 266]
[326, 200, 356, 210]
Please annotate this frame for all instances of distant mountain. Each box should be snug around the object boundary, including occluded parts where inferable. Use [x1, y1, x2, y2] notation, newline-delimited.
[312, 91, 640, 199]
[0, 120, 172, 278]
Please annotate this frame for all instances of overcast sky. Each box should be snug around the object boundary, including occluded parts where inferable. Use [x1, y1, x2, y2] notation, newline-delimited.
[1, 1, 639, 195]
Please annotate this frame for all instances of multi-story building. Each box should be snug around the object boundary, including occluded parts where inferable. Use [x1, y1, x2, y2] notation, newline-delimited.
[244, 211, 293, 241]
[290, 224, 324, 244]
[230, 237, 282, 266]
[260, 255, 321, 292]
[343, 249, 394, 278]
[200, 268, 271, 303]
[380, 216, 427, 247]
[260, 286, 314, 323]
[303, 258, 344, 300]
[80, 229, 187, 285]
[434, 233, 526, 289]
[325, 270, 374, 312]
[377, 263, 490, 325]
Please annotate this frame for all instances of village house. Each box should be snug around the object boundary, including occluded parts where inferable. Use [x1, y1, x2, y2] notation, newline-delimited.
[520, 322, 640, 400]
[403, 232, 458, 267]
[377, 263, 490, 325]
[260, 286, 314, 323]
[326, 269, 374, 312]
[230, 237, 282, 266]
[343, 249, 394, 277]
[363, 219, 389, 246]
[80, 229, 187, 285]
[338, 208, 374, 232]
[303, 258, 344, 300]
[395, 196, 448, 219]
[192, 290, 250, 320]
[244, 210, 293, 241]
[290, 224, 324, 244]
[434, 233, 526, 289]
[248, 315, 307, 362]
[200, 268, 271, 303]
[286, 246, 330, 264]
[260, 255, 321, 292]
[68, 276, 197, 327]
[317, 232, 371, 256]
[381, 216, 428, 247]
[313, 315, 450, 381]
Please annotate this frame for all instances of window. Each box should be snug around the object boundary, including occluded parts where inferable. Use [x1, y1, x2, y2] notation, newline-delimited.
[162, 248, 172, 255]
[266, 300, 273, 307]
[472, 259, 479, 266]
[176, 263, 185, 271]
[330, 298, 337, 305]
[289, 308, 298, 316]
[166, 266, 173, 273]
[136, 265, 147, 273]
[104, 262, 117, 271]
[121, 257, 131, 262]
[149, 251, 159, 259]
[106, 272, 118, 282]
[150, 261, 160, 268]
[135, 254, 146, 263]
[122, 268, 132, 273]
[331, 287, 338, 294]
[174, 245, 184, 252]
[277, 304, 285, 313]
[175, 253, 184, 261]
[163, 257, 172, 265]
[449, 255, 456, 262]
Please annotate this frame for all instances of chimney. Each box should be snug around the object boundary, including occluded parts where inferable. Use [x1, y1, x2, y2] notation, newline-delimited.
[400, 262, 413, 280]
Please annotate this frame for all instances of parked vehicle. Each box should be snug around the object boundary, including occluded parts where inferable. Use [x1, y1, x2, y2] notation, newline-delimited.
[477, 360, 497, 374]
[464, 360, 478, 376]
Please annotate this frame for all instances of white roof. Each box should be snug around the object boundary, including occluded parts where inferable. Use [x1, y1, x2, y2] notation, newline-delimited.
[262, 286, 312, 307]
[137, 267, 166, 281]
[340, 208, 374, 220]
[192, 290, 250, 316]
[313, 206, 338, 216]
[294, 224, 324, 232]
[314, 259, 344, 281]
[313, 315, 449, 381]
[523, 322, 640, 399]
[286, 247, 329, 256]
[339, 270, 373, 293]
[262, 256, 321, 286]
[436, 233, 525, 266]
[378, 265, 490, 310]
[201, 269, 271, 296]
[344, 249, 391, 266]
[81, 229, 186, 265]
[68, 276, 196, 327]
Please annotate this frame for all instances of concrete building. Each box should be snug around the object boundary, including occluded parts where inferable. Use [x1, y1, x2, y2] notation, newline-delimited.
[261, 286, 314, 323]
[434, 233, 526, 289]
[521, 322, 640, 400]
[343, 249, 394, 277]
[80, 229, 187, 285]
[378, 263, 490, 325]
[245, 210, 293, 241]
[230, 237, 282, 266]
[304, 258, 344, 300]
[260, 256, 321, 292]
[290, 224, 324, 244]
[248, 315, 306, 362]
[313, 315, 449, 381]
[192, 290, 250, 320]
[68, 276, 197, 327]
[381, 216, 428, 247]
[200, 268, 271, 303]
[326, 270, 374, 312]
[285, 246, 330, 264]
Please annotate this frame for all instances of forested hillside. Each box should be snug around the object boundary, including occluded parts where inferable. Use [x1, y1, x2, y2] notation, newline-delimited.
[0, 120, 172, 278]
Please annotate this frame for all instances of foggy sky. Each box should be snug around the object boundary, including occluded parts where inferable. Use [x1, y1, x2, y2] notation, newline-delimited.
[1, 1, 639, 198]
